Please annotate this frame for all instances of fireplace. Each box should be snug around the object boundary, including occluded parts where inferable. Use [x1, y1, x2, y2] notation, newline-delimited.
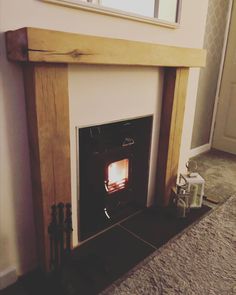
[5, 27, 205, 270]
[78, 116, 153, 240]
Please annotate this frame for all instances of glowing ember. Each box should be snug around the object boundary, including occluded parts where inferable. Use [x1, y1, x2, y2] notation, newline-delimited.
[105, 159, 129, 194]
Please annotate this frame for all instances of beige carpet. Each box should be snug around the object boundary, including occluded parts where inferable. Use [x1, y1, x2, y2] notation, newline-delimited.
[102, 196, 236, 295]
[192, 149, 236, 203]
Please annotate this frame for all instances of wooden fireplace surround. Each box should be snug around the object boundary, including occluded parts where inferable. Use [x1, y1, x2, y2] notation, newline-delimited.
[5, 27, 206, 271]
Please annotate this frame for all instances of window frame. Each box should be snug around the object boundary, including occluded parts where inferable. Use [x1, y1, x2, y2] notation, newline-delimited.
[42, 0, 182, 29]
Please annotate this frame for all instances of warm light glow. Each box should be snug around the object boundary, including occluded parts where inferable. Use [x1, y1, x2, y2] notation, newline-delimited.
[108, 159, 129, 183]
[106, 159, 129, 193]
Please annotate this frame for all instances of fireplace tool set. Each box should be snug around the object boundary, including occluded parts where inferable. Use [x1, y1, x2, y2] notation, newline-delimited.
[48, 203, 73, 270]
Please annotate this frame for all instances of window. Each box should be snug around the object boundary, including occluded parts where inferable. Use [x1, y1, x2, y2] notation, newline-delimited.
[43, 0, 181, 27]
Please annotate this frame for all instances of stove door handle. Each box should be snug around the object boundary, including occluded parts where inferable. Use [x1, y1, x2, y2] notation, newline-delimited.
[104, 208, 111, 220]
[122, 137, 135, 147]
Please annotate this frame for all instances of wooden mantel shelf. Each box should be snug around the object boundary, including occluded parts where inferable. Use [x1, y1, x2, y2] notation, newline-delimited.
[5, 27, 206, 272]
[6, 27, 206, 67]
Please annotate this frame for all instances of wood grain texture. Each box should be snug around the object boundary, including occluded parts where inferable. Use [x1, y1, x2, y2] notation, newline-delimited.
[156, 68, 189, 206]
[6, 27, 206, 67]
[23, 63, 71, 271]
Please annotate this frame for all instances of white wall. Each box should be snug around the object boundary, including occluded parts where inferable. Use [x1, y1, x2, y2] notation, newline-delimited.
[0, 0, 208, 276]
[69, 65, 163, 246]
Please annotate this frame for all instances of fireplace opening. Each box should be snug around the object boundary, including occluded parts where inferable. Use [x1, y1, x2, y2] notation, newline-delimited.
[78, 116, 153, 240]
[105, 158, 129, 194]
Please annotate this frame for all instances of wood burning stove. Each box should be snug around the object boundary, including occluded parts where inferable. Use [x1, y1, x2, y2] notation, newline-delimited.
[78, 116, 153, 240]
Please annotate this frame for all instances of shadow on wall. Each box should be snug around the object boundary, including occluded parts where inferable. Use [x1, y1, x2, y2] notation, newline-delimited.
[0, 32, 38, 274]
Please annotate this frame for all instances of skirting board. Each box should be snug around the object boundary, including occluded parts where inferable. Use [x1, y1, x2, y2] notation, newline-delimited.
[189, 143, 211, 158]
[0, 267, 17, 290]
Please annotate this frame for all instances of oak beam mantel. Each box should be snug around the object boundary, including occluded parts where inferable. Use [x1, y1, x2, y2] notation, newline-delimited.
[6, 27, 206, 67]
[5, 27, 206, 271]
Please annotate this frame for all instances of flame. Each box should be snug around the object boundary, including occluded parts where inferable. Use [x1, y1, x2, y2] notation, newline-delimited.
[106, 159, 129, 193]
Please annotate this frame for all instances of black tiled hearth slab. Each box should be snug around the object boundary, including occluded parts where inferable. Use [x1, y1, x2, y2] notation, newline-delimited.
[62, 225, 155, 294]
[80, 204, 141, 241]
[0, 269, 65, 295]
[1, 207, 211, 295]
[121, 205, 211, 249]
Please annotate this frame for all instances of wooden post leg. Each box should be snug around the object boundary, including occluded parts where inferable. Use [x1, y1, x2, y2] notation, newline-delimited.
[23, 63, 71, 271]
[156, 67, 189, 206]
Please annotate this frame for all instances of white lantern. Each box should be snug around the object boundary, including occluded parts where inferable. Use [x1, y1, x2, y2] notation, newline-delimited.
[179, 173, 205, 208]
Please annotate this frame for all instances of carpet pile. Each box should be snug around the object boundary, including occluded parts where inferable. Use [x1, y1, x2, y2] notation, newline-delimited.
[102, 196, 236, 295]
[193, 149, 236, 203]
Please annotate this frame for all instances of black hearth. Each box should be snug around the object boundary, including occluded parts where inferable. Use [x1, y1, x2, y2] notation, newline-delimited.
[78, 116, 153, 240]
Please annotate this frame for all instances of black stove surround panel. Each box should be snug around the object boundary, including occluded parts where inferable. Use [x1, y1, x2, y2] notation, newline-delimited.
[78, 116, 153, 240]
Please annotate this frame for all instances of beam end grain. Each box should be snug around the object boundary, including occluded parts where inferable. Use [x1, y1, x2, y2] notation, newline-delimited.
[6, 28, 29, 62]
